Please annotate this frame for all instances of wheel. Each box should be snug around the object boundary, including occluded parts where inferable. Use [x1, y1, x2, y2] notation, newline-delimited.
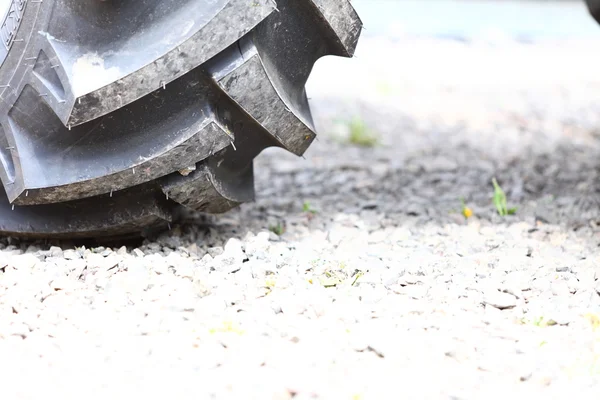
[0, 0, 362, 238]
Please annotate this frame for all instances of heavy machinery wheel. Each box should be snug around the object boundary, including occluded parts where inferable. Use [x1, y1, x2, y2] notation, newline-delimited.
[0, 0, 362, 238]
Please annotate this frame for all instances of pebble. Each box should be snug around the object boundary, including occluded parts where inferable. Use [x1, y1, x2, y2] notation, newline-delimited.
[10, 254, 39, 270]
[133, 249, 145, 258]
[49, 246, 63, 258]
[207, 247, 224, 258]
[483, 290, 517, 310]
[50, 276, 76, 292]
[63, 250, 80, 260]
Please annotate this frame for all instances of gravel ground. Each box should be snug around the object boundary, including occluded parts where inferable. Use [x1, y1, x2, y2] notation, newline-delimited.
[3, 2, 600, 399]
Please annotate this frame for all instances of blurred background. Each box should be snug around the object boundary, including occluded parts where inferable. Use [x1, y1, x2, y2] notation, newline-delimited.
[242, 0, 600, 230]
[306, 0, 600, 161]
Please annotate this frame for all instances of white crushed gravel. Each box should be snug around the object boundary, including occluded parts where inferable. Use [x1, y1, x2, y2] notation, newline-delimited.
[2, 2, 600, 399]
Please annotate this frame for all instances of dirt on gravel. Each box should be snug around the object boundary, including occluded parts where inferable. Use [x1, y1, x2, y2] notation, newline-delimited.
[2, 2, 600, 399]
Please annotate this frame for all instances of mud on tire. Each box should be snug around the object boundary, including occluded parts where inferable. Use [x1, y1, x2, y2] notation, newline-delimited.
[0, 0, 362, 238]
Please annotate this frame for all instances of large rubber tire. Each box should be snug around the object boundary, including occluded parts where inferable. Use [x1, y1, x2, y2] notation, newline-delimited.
[0, 0, 362, 238]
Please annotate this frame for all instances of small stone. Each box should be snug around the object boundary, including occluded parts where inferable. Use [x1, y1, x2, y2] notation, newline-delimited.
[397, 274, 424, 286]
[572, 289, 597, 309]
[483, 290, 517, 310]
[67, 259, 87, 279]
[423, 156, 458, 172]
[49, 246, 63, 258]
[146, 243, 161, 253]
[157, 233, 182, 249]
[545, 305, 573, 326]
[132, 248, 145, 258]
[186, 243, 199, 257]
[577, 268, 597, 289]
[213, 239, 247, 270]
[9, 323, 30, 338]
[100, 249, 113, 257]
[114, 262, 150, 293]
[95, 276, 109, 290]
[269, 231, 280, 241]
[84, 252, 105, 265]
[178, 165, 196, 176]
[551, 280, 570, 297]
[224, 238, 244, 255]
[193, 278, 212, 298]
[176, 246, 190, 256]
[175, 264, 194, 279]
[116, 246, 128, 255]
[531, 276, 552, 292]
[555, 266, 569, 273]
[10, 254, 39, 270]
[245, 232, 271, 256]
[502, 286, 522, 299]
[63, 249, 80, 260]
[199, 254, 213, 266]
[503, 271, 532, 292]
[25, 245, 40, 254]
[251, 262, 278, 278]
[153, 262, 169, 275]
[278, 294, 307, 315]
[207, 247, 223, 258]
[50, 276, 75, 291]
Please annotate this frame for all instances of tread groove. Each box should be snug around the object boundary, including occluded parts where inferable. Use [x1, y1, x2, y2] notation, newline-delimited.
[0, 124, 15, 183]
[33, 49, 66, 100]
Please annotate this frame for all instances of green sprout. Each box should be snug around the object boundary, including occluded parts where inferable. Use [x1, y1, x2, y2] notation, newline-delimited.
[269, 222, 285, 236]
[492, 177, 517, 216]
[302, 201, 317, 215]
[348, 117, 379, 147]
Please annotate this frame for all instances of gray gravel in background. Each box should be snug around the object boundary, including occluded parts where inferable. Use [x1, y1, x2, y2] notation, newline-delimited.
[2, 1, 600, 399]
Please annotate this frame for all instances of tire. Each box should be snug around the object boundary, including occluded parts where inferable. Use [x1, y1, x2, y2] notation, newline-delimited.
[0, 0, 362, 238]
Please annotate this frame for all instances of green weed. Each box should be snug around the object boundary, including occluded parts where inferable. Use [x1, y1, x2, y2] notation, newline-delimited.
[347, 117, 379, 147]
[492, 177, 517, 216]
[302, 201, 317, 214]
[269, 222, 285, 236]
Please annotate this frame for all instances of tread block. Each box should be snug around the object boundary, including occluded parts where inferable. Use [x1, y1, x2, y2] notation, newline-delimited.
[210, 0, 362, 157]
[161, 153, 255, 214]
[13, 121, 233, 206]
[310, 0, 363, 57]
[43, 0, 276, 127]
[162, 164, 241, 214]
[217, 52, 316, 156]
[0, 184, 171, 239]
[7, 72, 233, 205]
